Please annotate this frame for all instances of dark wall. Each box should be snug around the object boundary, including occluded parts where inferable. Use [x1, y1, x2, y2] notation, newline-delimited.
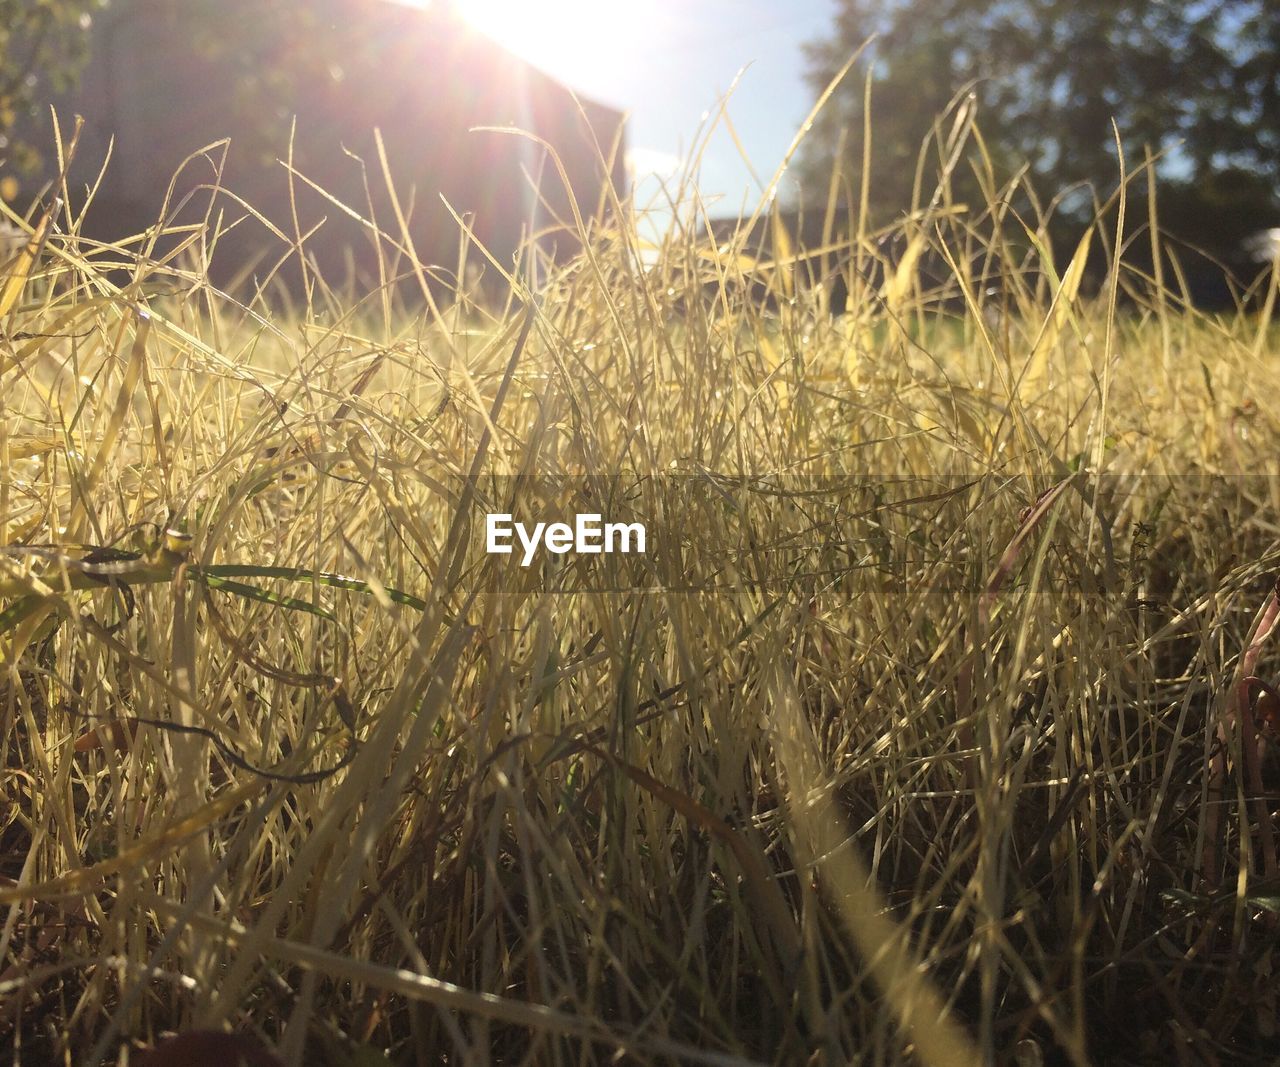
[6, 0, 627, 294]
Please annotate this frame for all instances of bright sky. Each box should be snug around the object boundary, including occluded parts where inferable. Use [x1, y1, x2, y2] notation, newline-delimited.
[441, 0, 841, 219]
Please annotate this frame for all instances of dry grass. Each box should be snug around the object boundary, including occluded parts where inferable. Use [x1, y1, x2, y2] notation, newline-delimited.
[2, 104, 1280, 1066]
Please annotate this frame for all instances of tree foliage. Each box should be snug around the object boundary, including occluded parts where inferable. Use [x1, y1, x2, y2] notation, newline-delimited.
[0, 0, 99, 184]
[802, 0, 1280, 226]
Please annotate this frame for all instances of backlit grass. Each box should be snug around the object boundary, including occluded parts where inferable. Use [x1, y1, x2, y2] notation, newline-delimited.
[3, 104, 1280, 1065]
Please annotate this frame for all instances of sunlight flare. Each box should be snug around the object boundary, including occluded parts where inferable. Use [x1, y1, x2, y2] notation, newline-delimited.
[449, 0, 630, 83]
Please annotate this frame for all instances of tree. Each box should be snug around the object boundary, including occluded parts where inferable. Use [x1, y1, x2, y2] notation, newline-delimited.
[0, 0, 99, 191]
[801, 1, 1280, 228]
[0, 1, 349, 201]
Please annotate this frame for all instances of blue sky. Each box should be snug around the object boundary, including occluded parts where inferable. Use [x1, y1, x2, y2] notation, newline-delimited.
[447, 0, 842, 218]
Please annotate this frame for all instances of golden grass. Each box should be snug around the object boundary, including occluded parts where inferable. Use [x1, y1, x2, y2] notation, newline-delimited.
[2, 104, 1280, 1065]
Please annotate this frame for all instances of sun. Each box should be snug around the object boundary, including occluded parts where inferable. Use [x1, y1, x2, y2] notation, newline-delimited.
[447, 0, 630, 89]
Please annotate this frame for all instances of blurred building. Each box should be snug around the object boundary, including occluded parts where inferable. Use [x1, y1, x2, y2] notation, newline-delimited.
[8, 0, 627, 293]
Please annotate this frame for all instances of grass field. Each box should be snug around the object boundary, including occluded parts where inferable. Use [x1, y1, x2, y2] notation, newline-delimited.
[3, 111, 1280, 1066]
